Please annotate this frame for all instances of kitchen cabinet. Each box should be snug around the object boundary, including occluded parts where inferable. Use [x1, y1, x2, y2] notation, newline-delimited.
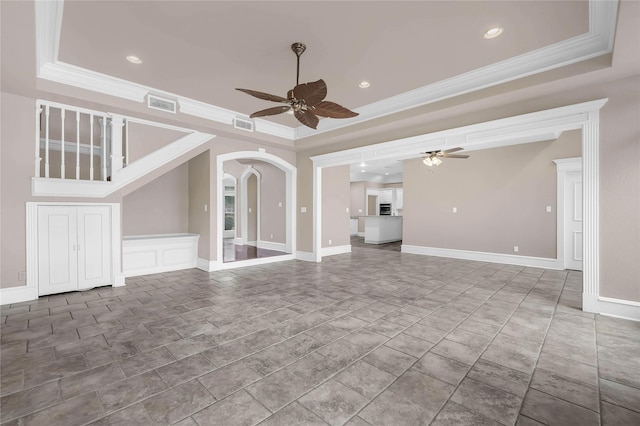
[395, 189, 403, 209]
[37, 205, 112, 296]
[379, 190, 393, 203]
[365, 216, 403, 243]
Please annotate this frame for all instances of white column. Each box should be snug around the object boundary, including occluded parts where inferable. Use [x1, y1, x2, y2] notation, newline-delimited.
[582, 112, 600, 313]
[110, 114, 124, 176]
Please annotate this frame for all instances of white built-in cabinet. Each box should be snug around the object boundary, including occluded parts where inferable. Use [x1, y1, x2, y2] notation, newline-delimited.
[378, 190, 393, 204]
[37, 205, 112, 296]
[366, 187, 403, 215]
[395, 189, 403, 210]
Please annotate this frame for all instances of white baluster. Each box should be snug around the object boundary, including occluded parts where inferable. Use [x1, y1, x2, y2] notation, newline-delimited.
[124, 119, 129, 167]
[110, 115, 124, 177]
[35, 104, 42, 178]
[60, 108, 65, 179]
[89, 114, 94, 181]
[101, 117, 107, 181]
[45, 105, 50, 178]
[76, 111, 80, 180]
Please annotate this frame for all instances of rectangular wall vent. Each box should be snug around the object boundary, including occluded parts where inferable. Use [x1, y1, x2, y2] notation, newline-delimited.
[147, 95, 177, 113]
[234, 117, 255, 132]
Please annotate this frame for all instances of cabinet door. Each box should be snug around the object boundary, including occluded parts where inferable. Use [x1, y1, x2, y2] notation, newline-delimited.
[77, 206, 112, 289]
[395, 189, 403, 209]
[38, 206, 78, 295]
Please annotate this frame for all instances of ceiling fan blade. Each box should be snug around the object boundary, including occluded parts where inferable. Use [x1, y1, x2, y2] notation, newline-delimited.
[312, 101, 359, 118]
[293, 79, 327, 106]
[236, 88, 289, 103]
[294, 109, 319, 129]
[249, 105, 292, 118]
[442, 147, 464, 154]
[442, 154, 470, 159]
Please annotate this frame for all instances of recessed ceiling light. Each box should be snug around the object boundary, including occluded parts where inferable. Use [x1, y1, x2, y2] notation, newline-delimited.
[361, 169, 365, 173]
[385, 172, 389, 176]
[126, 55, 142, 64]
[358, 81, 370, 89]
[484, 27, 503, 39]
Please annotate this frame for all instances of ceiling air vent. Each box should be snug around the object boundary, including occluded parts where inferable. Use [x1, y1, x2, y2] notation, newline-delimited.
[234, 117, 254, 132]
[147, 95, 176, 114]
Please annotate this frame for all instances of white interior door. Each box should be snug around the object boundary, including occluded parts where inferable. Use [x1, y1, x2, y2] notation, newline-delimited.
[38, 206, 78, 295]
[564, 170, 583, 271]
[77, 206, 111, 289]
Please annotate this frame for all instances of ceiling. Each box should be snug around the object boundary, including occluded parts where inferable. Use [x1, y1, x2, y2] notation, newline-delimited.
[47, 0, 605, 181]
[53, 1, 591, 133]
[2, 0, 633, 160]
[58, 1, 588, 115]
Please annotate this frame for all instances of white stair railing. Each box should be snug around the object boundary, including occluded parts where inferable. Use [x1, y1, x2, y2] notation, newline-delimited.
[35, 100, 114, 181]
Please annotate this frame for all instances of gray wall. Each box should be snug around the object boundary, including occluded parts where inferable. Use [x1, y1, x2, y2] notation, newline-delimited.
[403, 131, 581, 258]
[322, 165, 351, 248]
[122, 163, 189, 236]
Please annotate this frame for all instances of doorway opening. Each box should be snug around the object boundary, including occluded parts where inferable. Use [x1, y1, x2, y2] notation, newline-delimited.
[216, 151, 296, 269]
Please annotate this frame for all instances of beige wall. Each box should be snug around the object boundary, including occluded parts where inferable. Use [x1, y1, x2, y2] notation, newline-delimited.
[246, 173, 258, 243]
[350, 181, 385, 232]
[127, 122, 188, 164]
[322, 165, 351, 248]
[403, 131, 581, 258]
[123, 163, 189, 236]
[188, 151, 211, 259]
[255, 162, 286, 246]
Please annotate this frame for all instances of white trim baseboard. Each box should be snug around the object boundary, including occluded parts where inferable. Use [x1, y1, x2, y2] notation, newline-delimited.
[583, 295, 640, 322]
[257, 241, 287, 252]
[197, 258, 220, 272]
[295, 251, 316, 262]
[401, 245, 562, 270]
[0, 285, 39, 306]
[219, 254, 295, 270]
[321, 245, 352, 257]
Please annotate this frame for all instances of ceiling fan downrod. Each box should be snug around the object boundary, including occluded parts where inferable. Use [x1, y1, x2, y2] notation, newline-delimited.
[291, 42, 306, 86]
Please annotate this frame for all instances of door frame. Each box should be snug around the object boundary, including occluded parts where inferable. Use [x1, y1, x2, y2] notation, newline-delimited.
[310, 99, 606, 314]
[215, 151, 296, 270]
[222, 173, 237, 239]
[26, 202, 123, 300]
[554, 157, 582, 271]
[240, 167, 261, 246]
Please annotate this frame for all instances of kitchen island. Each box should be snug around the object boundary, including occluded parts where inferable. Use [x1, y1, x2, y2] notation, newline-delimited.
[364, 216, 403, 244]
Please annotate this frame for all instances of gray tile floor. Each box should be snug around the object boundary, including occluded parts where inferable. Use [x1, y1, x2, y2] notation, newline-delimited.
[1, 247, 639, 425]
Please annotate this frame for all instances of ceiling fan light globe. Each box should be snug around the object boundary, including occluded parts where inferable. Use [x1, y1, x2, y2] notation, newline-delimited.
[433, 157, 442, 166]
[423, 157, 433, 166]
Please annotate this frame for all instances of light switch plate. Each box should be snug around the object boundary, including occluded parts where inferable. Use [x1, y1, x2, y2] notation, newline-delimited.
[546, 206, 552, 213]
[301, 207, 307, 213]
[452, 207, 457, 213]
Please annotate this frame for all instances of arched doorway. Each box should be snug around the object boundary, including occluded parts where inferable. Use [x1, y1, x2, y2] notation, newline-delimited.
[216, 151, 296, 269]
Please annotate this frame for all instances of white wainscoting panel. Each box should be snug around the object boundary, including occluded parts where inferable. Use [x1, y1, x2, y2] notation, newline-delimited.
[123, 233, 199, 277]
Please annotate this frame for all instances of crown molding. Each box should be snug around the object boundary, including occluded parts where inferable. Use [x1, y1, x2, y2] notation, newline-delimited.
[296, 0, 619, 139]
[35, 0, 618, 143]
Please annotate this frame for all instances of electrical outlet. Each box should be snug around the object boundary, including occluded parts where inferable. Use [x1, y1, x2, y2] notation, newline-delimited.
[358, 209, 362, 213]
[513, 246, 519, 253]
[18, 271, 26, 281]
[278, 201, 282, 207]
[249, 207, 252, 213]
[346, 207, 349, 213]
[329, 239, 332, 245]
[204, 204, 208, 212]
[301, 207, 307, 213]
[270, 233, 274, 239]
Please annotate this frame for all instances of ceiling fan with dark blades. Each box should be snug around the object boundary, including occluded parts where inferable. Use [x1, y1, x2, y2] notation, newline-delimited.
[423, 147, 470, 166]
[236, 42, 359, 129]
